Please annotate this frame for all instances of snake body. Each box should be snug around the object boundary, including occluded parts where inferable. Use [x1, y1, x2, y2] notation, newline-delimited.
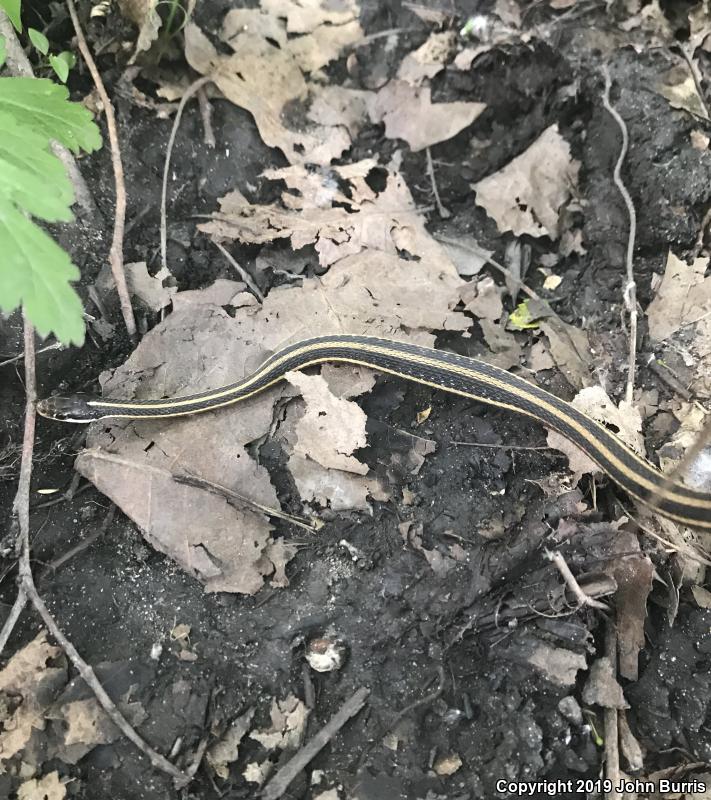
[37, 334, 711, 530]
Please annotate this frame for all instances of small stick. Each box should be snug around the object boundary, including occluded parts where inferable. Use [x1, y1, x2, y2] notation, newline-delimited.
[645, 354, 692, 401]
[261, 687, 370, 800]
[197, 85, 216, 148]
[450, 441, 551, 451]
[601, 66, 638, 405]
[161, 76, 212, 272]
[66, 0, 136, 340]
[604, 620, 622, 800]
[0, 342, 63, 369]
[546, 549, 609, 611]
[210, 240, 265, 303]
[425, 147, 450, 219]
[2, 316, 192, 788]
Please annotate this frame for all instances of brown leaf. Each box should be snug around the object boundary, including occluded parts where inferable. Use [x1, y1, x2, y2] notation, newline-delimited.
[473, 125, 580, 239]
[368, 80, 486, 152]
[17, 772, 66, 800]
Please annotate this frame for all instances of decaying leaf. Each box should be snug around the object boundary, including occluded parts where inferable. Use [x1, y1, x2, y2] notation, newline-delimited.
[656, 64, 709, 120]
[603, 531, 653, 681]
[582, 657, 628, 709]
[473, 124, 580, 239]
[286, 371, 368, 474]
[207, 707, 255, 779]
[200, 165, 465, 274]
[397, 31, 457, 85]
[368, 80, 486, 152]
[538, 318, 593, 390]
[184, 19, 353, 165]
[0, 632, 65, 766]
[647, 252, 711, 341]
[16, 772, 66, 800]
[547, 385, 644, 483]
[60, 696, 146, 751]
[124, 262, 176, 312]
[497, 637, 587, 687]
[250, 694, 309, 751]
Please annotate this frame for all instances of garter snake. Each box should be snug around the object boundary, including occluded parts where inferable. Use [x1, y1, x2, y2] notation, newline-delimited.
[37, 333, 711, 530]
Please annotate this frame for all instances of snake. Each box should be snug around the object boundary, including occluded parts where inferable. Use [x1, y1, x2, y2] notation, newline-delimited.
[37, 333, 711, 530]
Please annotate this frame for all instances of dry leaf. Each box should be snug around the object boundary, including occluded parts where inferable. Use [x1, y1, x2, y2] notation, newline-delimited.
[582, 657, 628, 709]
[250, 694, 309, 751]
[17, 772, 66, 800]
[286, 371, 368, 474]
[604, 531, 653, 681]
[200, 166, 464, 275]
[539, 318, 593, 390]
[261, 0, 359, 33]
[61, 696, 146, 748]
[368, 80, 486, 152]
[647, 252, 711, 341]
[184, 22, 350, 165]
[473, 124, 580, 239]
[657, 64, 709, 120]
[569, 386, 645, 455]
[307, 86, 373, 138]
[0, 632, 65, 766]
[125, 262, 176, 312]
[548, 386, 644, 483]
[433, 753, 462, 775]
[207, 708, 255, 779]
[397, 31, 457, 85]
[498, 638, 587, 686]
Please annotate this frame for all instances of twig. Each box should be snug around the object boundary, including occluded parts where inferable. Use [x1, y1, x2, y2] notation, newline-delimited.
[434, 235, 544, 303]
[197, 85, 216, 148]
[210, 240, 265, 303]
[0, 583, 27, 654]
[387, 665, 446, 732]
[602, 66, 638, 405]
[261, 687, 370, 800]
[645, 354, 692, 401]
[0, 11, 97, 218]
[425, 147, 450, 219]
[173, 473, 317, 531]
[66, 0, 136, 340]
[41, 505, 116, 577]
[2, 316, 192, 788]
[546, 550, 609, 611]
[450, 441, 551, 451]
[161, 76, 212, 272]
[604, 620, 622, 800]
[0, 342, 63, 369]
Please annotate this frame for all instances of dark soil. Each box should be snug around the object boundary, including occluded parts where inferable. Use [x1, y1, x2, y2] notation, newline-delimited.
[2, 1, 711, 799]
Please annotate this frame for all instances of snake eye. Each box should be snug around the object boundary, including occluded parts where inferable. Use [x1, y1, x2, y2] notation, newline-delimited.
[37, 393, 102, 423]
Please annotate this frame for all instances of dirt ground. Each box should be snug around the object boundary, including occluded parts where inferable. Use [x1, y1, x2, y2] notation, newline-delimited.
[2, 1, 711, 799]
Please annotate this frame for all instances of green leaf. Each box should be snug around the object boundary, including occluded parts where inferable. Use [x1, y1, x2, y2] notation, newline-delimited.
[0, 77, 102, 154]
[28, 27, 49, 56]
[56, 50, 76, 70]
[0, 0, 22, 32]
[509, 300, 541, 330]
[0, 35, 6, 69]
[49, 53, 69, 83]
[0, 197, 85, 344]
[0, 75, 102, 344]
[0, 111, 74, 221]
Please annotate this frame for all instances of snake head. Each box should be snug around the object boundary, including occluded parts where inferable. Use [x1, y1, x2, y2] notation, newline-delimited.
[37, 394, 104, 423]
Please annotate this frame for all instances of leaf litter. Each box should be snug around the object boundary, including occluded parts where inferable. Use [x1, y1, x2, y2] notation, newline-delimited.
[70, 0, 663, 598]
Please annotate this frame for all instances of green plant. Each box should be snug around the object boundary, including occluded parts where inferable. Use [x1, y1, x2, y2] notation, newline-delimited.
[0, 72, 101, 344]
[1, 0, 76, 82]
